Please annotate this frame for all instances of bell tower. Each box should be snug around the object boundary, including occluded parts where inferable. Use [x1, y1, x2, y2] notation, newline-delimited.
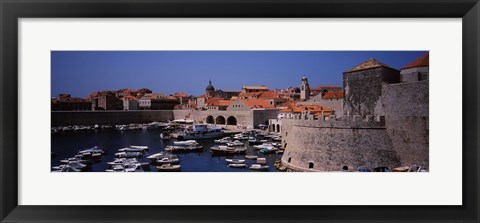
[300, 75, 310, 100]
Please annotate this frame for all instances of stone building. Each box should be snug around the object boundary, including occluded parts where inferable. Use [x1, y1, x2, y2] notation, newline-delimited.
[122, 95, 138, 110]
[138, 94, 179, 110]
[242, 85, 269, 93]
[300, 75, 310, 100]
[91, 92, 123, 110]
[400, 53, 429, 82]
[281, 55, 429, 172]
[343, 58, 400, 117]
[227, 99, 275, 111]
[51, 94, 91, 111]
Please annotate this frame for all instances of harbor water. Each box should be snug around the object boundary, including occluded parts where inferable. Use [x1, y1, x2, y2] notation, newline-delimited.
[51, 128, 282, 172]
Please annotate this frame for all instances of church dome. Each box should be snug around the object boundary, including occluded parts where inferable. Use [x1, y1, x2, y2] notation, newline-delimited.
[206, 80, 215, 91]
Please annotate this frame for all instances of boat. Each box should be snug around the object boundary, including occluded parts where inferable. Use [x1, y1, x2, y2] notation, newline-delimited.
[228, 163, 247, 168]
[247, 137, 261, 145]
[233, 133, 248, 140]
[210, 146, 247, 155]
[249, 164, 269, 170]
[115, 151, 143, 158]
[227, 140, 245, 147]
[178, 124, 224, 140]
[214, 137, 231, 144]
[78, 146, 105, 155]
[256, 157, 267, 164]
[225, 159, 245, 164]
[118, 146, 148, 153]
[245, 155, 258, 160]
[259, 147, 277, 154]
[272, 136, 282, 141]
[155, 155, 180, 164]
[275, 150, 284, 154]
[157, 164, 181, 172]
[164, 145, 203, 153]
[146, 152, 167, 161]
[173, 140, 198, 146]
[253, 143, 274, 150]
[271, 142, 282, 147]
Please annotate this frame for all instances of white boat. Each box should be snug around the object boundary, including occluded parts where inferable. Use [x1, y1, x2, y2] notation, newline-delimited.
[227, 140, 245, 147]
[245, 155, 258, 160]
[250, 164, 269, 170]
[178, 124, 224, 140]
[228, 163, 247, 168]
[253, 143, 274, 150]
[210, 146, 246, 155]
[157, 164, 181, 172]
[271, 142, 282, 147]
[78, 146, 105, 155]
[272, 136, 282, 141]
[155, 155, 180, 164]
[233, 134, 248, 140]
[115, 151, 143, 158]
[225, 159, 245, 164]
[214, 137, 231, 144]
[118, 146, 148, 153]
[259, 147, 277, 154]
[146, 152, 167, 161]
[173, 140, 198, 146]
[165, 145, 203, 153]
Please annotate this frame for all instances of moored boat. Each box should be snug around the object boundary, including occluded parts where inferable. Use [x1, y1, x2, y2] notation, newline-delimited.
[164, 145, 203, 153]
[228, 163, 247, 168]
[157, 164, 181, 172]
[245, 155, 258, 160]
[178, 124, 224, 140]
[225, 159, 245, 164]
[227, 140, 245, 147]
[249, 164, 269, 171]
[210, 146, 246, 155]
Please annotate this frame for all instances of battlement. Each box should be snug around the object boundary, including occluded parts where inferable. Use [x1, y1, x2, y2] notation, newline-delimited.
[282, 113, 386, 129]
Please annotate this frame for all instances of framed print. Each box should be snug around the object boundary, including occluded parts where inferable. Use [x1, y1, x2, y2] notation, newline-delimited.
[1, 0, 479, 222]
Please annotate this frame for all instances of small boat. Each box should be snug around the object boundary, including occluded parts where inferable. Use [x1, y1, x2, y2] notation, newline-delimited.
[275, 150, 284, 154]
[253, 143, 273, 150]
[228, 163, 247, 168]
[256, 158, 267, 164]
[118, 146, 148, 153]
[271, 142, 282, 147]
[272, 136, 282, 141]
[245, 155, 258, 160]
[146, 152, 167, 161]
[164, 145, 203, 153]
[210, 146, 246, 155]
[157, 164, 181, 172]
[173, 140, 198, 146]
[115, 151, 143, 158]
[392, 166, 410, 172]
[155, 155, 180, 164]
[249, 164, 269, 170]
[247, 137, 262, 145]
[214, 137, 231, 144]
[227, 140, 245, 147]
[260, 147, 277, 154]
[225, 159, 245, 164]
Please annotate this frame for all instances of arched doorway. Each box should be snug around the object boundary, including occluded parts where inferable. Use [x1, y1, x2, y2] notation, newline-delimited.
[272, 124, 276, 132]
[206, 115, 214, 124]
[227, 116, 237, 125]
[215, 116, 226, 125]
[276, 124, 281, 132]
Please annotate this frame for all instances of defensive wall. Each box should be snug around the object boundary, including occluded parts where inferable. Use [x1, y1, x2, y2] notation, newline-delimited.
[51, 110, 174, 126]
[51, 109, 280, 128]
[280, 114, 400, 171]
[380, 80, 429, 169]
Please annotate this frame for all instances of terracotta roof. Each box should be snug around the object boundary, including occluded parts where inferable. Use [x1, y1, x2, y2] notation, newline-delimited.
[401, 53, 429, 70]
[237, 99, 275, 109]
[280, 104, 332, 114]
[171, 92, 190, 98]
[258, 91, 280, 99]
[322, 91, 344, 99]
[122, 95, 137, 100]
[344, 58, 397, 73]
[206, 97, 226, 105]
[239, 92, 263, 98]
[311, 86, 342, 91]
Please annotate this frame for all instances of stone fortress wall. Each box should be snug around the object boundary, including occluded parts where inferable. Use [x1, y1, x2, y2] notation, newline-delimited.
[52, 109, 280, 129]
[281, 114, 400, 171]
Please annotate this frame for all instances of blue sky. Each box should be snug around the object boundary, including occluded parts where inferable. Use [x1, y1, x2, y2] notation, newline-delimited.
[51, 51, 428, 97]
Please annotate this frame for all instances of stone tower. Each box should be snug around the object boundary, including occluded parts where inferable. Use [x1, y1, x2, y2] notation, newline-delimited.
[300, 75, 310, 100]
[205, 79, 215, 97]
[342, 58, 400, 117]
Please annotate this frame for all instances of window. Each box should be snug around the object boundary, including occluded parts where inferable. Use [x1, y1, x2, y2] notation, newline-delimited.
[288, 157, 291, 163]
[308, 162, 314, 169]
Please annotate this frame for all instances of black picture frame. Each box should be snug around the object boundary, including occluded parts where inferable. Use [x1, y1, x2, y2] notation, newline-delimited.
[1, 0, 479, 222]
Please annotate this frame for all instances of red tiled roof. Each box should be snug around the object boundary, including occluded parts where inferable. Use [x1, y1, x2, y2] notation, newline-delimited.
[258, 91, 280, 99]
[239, 92, 263, 98]
[401, 53, 429, 70]
[311, 86, 342, 91]
[172, 92, 190, 98]
[243, 85, 268, 90]
[237, 99, 275, 109]
[205, 97, 225, 105]
[322, 91, 344, 99]
[344, 58, 397, 73]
